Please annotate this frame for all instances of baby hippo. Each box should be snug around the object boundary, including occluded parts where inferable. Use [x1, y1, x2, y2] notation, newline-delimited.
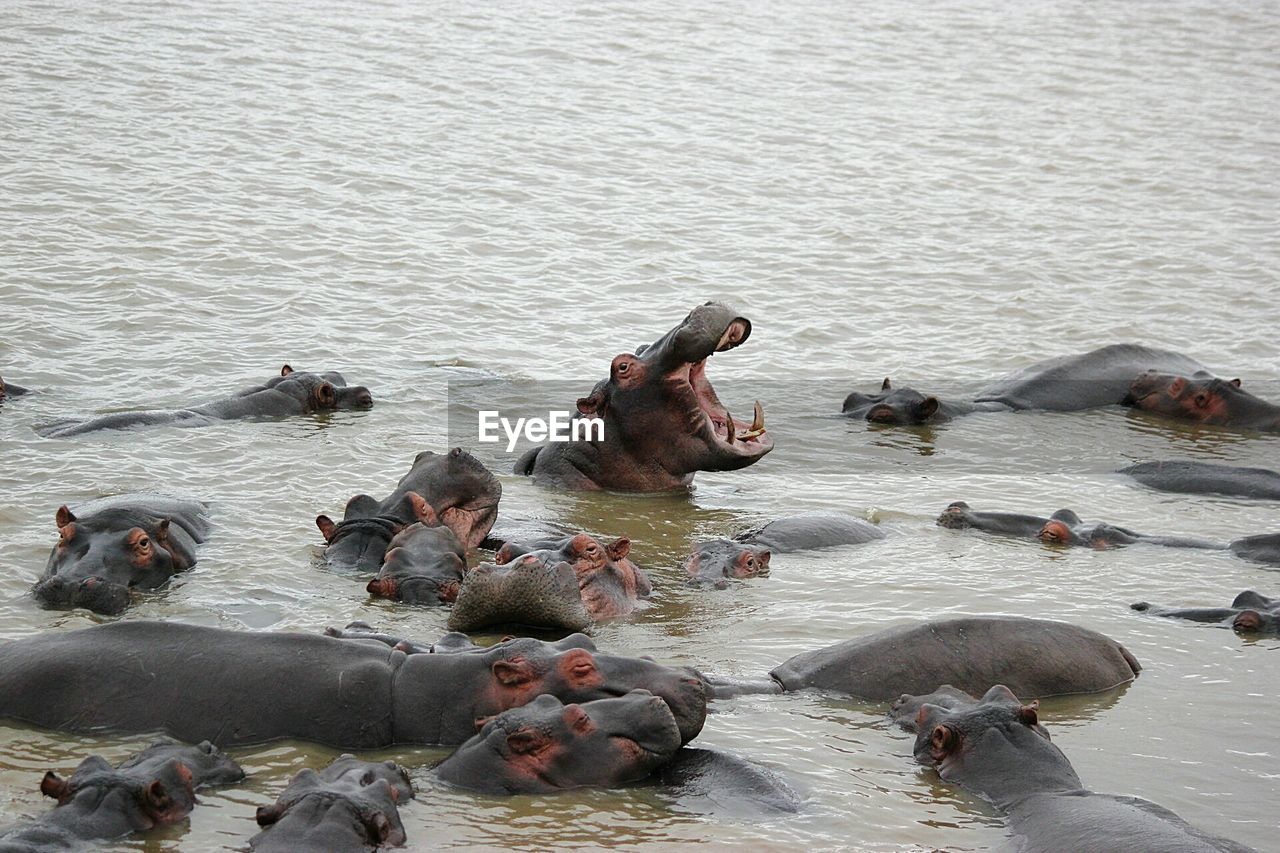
[365, 504, 467, 606]
[250, 756, 414, 852]
[0, 741, 243, 850]
[1132, 590, 1280, 635]
[496, 533, 652, 619]
[435, 691, 683, 795]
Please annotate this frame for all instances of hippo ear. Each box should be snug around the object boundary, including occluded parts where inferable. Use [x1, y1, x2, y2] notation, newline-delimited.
[316, 515, 338, 543]
[1233, 609, 1264, 632]
[280, 364, 294, 377]
[362, 810, 400, 845]
[1230, 377, 1241, 387]
[55, 505, 76, 529]
[155, 518, 171, 542]
[40, 771, 71, 801]
[492, 657, 535, 687]
[405, 492, 438, 526]
[255, 804, 284, 826]
[576, 390, 604, 416]
[142, 780, 173, 813]
[929, 724, 958, 761]
[316, 381, 337, 408]
[1017, 702, 1040, 726]
[882, 377, 892, 390]
[606, 537, 631, 561]
[920, 397, 940, 418]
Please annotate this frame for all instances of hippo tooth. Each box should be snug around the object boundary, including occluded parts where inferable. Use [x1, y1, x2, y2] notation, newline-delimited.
[725, 411, 736, 443]
[733, 401, 766, 440]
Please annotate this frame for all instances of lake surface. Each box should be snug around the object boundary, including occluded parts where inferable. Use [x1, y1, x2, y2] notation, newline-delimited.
[1, 1, 1277, 849]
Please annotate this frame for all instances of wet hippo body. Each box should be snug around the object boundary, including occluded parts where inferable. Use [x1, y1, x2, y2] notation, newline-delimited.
[436, 691, 683, 794]
[37, 364, 372, 438]
[496, 533, 652, 619]
[1120, 461, 1280, 500]
[687, 513, 883, 586]
[448, 555, 593, 633]
[251, 757, 413, 853]
[765, 616, 1141, 701]
[899, 686, 1253, 852]
[653, 748, 803, 816]
[842, 378, 996, 424]
[0, 741, 243, 852]
[1133, 591, 1280, 634]
[0, 622, 709, 747]
[0, 375, 31, 403]
[517, 302, 773, 491]
[317, 448, 501, 562]
[1127, 372, 1280, 432]
[975, 344, 1213, 411]
[365, 522, 466, 605]
[32, 494, 209, 615]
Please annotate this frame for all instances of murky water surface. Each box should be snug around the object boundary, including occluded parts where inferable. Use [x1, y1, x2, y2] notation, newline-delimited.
[2, 1, 1278, 849]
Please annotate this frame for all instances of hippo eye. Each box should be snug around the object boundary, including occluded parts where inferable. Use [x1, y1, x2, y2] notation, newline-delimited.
[137, 537, 150, 550]
[1194, 393, 1208, 408]
[617, 362, 629, 374]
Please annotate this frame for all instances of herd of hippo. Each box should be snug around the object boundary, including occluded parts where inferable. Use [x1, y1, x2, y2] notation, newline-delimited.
[2, 301, 1278, 850]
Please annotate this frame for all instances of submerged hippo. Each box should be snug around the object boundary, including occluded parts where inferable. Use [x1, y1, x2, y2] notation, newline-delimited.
[1120, 460, 1280, 500]
[251, 757, 413, 852]
[841, 344, 1215, 424]
[709, 616, 1140, 701]
[0, 375, 31, 403]
[448, 554, 593, 633]
[1132, 591, 1280, 635]
[686, 513, 884, 587]
[32, 494, 210, 615]
[37, 364, 372, 438]
[0, 741, 243, 851]
[0, 622, 708, 747]
[938, 501, 1280, 565]
[1126, 372, 1280, 433]
[897, 685, 1254, 852]
[436, 692, 683, 795]
[365, 521, 466, 606]
[652, 748, 803, 816]
[516, 302, 773, 491]
[317, 447, 502, 567]
[496, 533, 652, 619]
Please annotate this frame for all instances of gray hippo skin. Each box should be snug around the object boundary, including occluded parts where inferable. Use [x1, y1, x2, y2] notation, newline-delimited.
[842, 377, 1000, 424]
[496, 533, 651, 619]
[0, 741, 243, 853]
[0, 375, 31, 403]
[766, 616, 1140, 701]
[0, 622, 708, 747]
[1120, 460, 1280, 500]
[317, 447, 502, 562]
[687, 512, 883, 586]
[653, 748, 802, 816]
[1127, 372, 1280, 433]
[516, 301, 773, 491]
[38, 364, 372, 437]
[435, 691, 682, 794]
[1132, 591, 1280, 635]
[899, 685, 1254, 852]
[448, 554, 593, 633]
[251, 757, 413, 853]
[365, 521, 466, 606]
[32, 494, 209, 615]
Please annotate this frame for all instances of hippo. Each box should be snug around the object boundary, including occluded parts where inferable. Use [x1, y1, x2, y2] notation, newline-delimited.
[1120, 460, 1280, 500]
[939, 500, 1280, 565]
[251, 757, 413, 852]
[896, 685, 1254, 852]
[496, 533, 652, 619]
[0, 375, 31, 403]
[686, 513, 884, 587]
[1131, 591, 1280, 635]
[0, 741, 243, 852]
[435, 691, 683, 794]
[652, 748, 802, 816]
[365, 521, 466, 605]
[37, 364, 372, 438]
[515, 302, 773, 491]
[448, 554, 593, 633]
[32, 494, 210, 615]
[0, 621, 708, 747]
[316, 448, 502, 565]
[842, 377, 996, 424]
[708, 616, 1140, 701]
[1126, 372, 1280, 433]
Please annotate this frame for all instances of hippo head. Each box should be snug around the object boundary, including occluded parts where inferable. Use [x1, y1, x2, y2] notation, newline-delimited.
[1038, 511, 1141, 550]
[275, 364, 374, 411]
[39, 753, 200, 831]
[684, 539, 771, 588]
[254, 758, 410, 849]
[1232, 609, 1279, 634]
[366, 522, 466, 605]
[1125, 372, 1249, 426]
[34, 506, 188, 614]
[317, 493, 437, 571]
[842, 378, 941, 424]
[448, 555, 592, 633]
[403, 448, 502, 550]
[472, 634, 709, 745]
[910, 684, 1079, 809]
[115, 740, 245, 789]
[498, 533, 643, 589]
[436, 691, 683, 794]
[573, 302, 773, 487]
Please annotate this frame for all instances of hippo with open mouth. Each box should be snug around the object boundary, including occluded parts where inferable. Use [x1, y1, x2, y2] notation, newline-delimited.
[515, 302, 774, 491]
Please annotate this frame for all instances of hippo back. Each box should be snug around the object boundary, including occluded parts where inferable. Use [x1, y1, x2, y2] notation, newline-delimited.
[770, 616, 1141, 700]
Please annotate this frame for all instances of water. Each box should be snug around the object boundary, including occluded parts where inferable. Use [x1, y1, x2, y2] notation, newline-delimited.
[1, 0, 1278, 849]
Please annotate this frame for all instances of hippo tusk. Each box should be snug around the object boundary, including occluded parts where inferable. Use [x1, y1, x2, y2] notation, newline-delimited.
[735, 401, 766, 440]
[725, 411, 736, 444]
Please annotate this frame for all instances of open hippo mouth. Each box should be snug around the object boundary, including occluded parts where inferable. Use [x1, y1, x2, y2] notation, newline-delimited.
[672, 318, 772, 461]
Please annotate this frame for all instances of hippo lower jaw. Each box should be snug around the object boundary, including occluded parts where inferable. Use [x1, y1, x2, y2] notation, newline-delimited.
[679, 359, 773, 467]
